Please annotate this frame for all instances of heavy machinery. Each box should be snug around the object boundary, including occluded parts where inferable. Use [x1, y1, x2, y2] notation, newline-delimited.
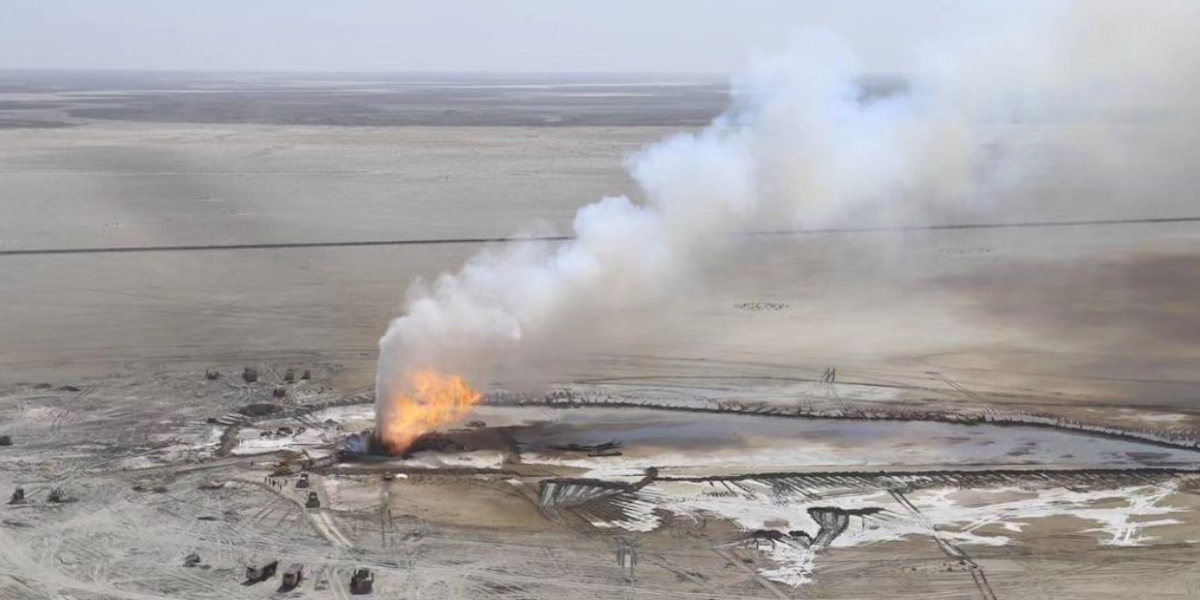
[282, 563, 304, 588]
[349, 568, 375, 594]
[305, 491, 320, 509]
[271, 449, 319, 477]
[8, 487, 24, 504]
[245, 560, 278, 583]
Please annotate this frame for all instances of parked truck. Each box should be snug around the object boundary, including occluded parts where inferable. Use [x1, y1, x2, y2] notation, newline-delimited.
[282, 563, 304, 588]
[245, 560, 278, 583]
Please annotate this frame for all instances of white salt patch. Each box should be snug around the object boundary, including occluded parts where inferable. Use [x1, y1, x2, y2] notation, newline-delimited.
[403, 450, 504, 470]
[634, 480, 1186, 587]
[232, 427, 328, 455]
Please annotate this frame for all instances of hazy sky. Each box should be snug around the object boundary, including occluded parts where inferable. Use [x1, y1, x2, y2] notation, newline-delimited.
[0, 0, 978, 74]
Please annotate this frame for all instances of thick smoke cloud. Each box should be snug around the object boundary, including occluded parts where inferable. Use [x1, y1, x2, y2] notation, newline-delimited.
[376, 0, 1199, 421]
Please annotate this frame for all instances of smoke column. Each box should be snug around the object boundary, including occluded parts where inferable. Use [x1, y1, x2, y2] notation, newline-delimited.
[375, 0, 1199, 447]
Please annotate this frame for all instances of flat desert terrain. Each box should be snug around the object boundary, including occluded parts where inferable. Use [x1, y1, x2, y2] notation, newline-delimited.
[1, 72, 1199, 599]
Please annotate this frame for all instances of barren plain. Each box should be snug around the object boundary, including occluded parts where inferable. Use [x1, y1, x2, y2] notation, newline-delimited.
[1, 72, 1199, 599]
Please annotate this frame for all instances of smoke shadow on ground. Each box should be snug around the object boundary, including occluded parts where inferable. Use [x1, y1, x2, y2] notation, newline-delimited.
[934, 251, 1200, 401]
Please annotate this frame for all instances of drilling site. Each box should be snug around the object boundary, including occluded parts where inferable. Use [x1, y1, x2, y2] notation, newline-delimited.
[4, 1, 1200, 598]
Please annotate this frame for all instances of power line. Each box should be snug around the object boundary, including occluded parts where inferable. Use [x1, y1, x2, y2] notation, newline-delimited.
[2, 215, 1198, 257]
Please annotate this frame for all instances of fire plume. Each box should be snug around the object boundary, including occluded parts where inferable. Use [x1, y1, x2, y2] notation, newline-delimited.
[377, 369, 483, 455]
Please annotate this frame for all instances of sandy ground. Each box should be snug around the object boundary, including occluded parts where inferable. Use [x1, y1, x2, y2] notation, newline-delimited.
[2, 72, 1200, 599]
[2, 368, 1200, 599]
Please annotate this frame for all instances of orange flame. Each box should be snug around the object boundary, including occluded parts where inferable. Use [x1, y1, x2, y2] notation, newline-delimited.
[378, 369, 483, 455]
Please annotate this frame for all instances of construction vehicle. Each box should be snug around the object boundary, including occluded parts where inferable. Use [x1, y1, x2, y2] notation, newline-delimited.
[270, 449, 317, 477]
[305, 491, 320, 509]
[281, 563, 304, 588]
[183, 553, 202, 568]
[296, 472, 310, 489]
[349, 568, 374, 594]
[47, 488, 65, 503]
[8, 487, 24, 504]
[0, 435, 12, 446]
[243, 367, 258, 383]
[245, 560, 278, 583]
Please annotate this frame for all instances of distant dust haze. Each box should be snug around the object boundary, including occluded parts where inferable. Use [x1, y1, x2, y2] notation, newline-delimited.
[375, 0, 1199, 441]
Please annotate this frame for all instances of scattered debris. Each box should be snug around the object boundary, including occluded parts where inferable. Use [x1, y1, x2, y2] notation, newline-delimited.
[183, 552, 202, 568]
[466, 420, 487, 428]
[340, 431, 372, 457]
[282, 563, 304, 588]
[246, 560, 278, 583]
[205, 369, 220, 380]
[349, 568, 374, 594]
[8, 488, 24, 505]
[555, 440, 623, 456]
[277, 426, 293, 435]
[243, 367, 258, 383]
[734, 301, 788, 311]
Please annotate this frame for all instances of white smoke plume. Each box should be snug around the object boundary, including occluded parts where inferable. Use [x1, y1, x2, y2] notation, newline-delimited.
[375, 0, 1199, 428]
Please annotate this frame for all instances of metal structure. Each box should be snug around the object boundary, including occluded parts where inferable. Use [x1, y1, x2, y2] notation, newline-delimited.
[245, 560, 278, 583]
[349, 568, 374, 594]
[282, 563, 304, 588]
